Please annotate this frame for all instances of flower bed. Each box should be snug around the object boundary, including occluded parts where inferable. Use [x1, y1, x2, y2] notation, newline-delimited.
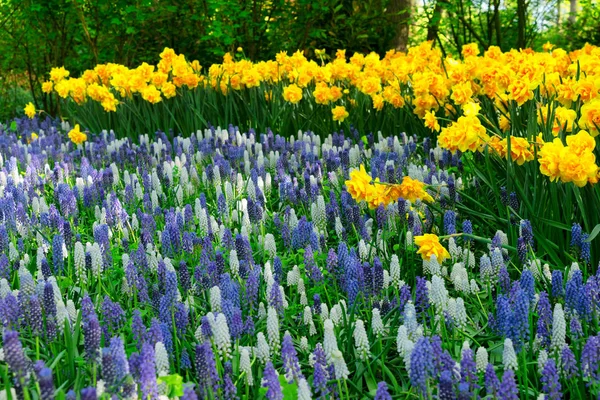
[0, 116, 597, 398]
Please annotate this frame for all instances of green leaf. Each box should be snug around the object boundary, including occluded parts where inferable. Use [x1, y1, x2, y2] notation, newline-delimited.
[10, 121, 16, 131]
[585, 224, 600, 242]
[158, 374, 184, 397]
[279, 375, 298, 399]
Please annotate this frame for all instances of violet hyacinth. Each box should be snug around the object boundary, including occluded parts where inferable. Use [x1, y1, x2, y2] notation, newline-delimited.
[541, 359, 562, 400]
[374, 381, 392, 400]
[438, 370, 456, 400]
[558, 346, 577, 383]
[195, 341, 220, 397]
[282, 332, 303, 383]
[3, 330, 29, 384]
[262, 362, 283, 400]
[139, 342, 159, 400]
[460, 348, 479, 396]
[484, 363, 500, 397]
[581, 335, 600, 382]
[81, 387, 97, 400]
[34, 361, 55, 400]
[409, 336, 435, 396]
[498, 369, 519, 400]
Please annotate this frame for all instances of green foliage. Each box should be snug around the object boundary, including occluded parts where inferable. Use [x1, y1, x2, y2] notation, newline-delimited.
[0, 0, 400, 121]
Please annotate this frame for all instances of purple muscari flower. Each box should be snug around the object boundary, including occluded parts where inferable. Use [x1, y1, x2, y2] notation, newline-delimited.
[305, 245, 323, 284]
[498, 369, 519, 400]
[201, 316, 213, 339]
[438, 370, 456, 400]
[262, 362, 283, 400]
[181, 387, 198, 400]
[517, 237, 527, 263]
[462, 220, 473, 244]
[410, 336, 435, 396]
[491, 233, 503, 252]
[140, 343, 159, 400]
[195, 341, 220, 397]
[581, 335, 600, 382]
[460, 349, 479, 395]
[520, 220, 534, 247]
[494, 295, 511, 337]
[326, 249, 338, 275]
[51, 234, 64, 273]
[101, 296, 126, 337]
[399, 285, 411, 315]
[498, 267, 511, 294]
[282, 332, 303, 383]
[519, 270, 535, 302]
[430, 336, 456, 375]
[160, 322, 173, 353]
[415, 277, 429, 322]
[313, 360, 329, 398]
[245, 268, 260, 308]
[81, 387, 97, 400]
[570, 314, 583, 340]
[129, 352, 141, 379]
[443, 210, 456, 235]
[541, 359, 562, 400]
[222, 228, 234, 250]
[84, 315, 101, 363]
[178, 261, 191, 293]
[244, 315, 255, 336]
[376, 204, 386, 230]
[374, 381, 392, 400]
[346, 279, 360, 307]
[215, 252, 226, 276]
[145, 319, 164, 347]
[132, 311, 146, 350]
[312, 294, 322, 316]
[269, 281, 284, 313]
[159, 296, 171, 325]
[174, 302, 189, 338]
[565, 270, 590, 321]
[551, 270, 564, 299]
[508, 192, 519, 211]
[373, 257, 384, 296]
[41, 257, 52, 279]
[508, 289, 530, 351]
[164, 269, 178, 305]
[223, 365, 238, 400]
[180, 348, 192, 370]
[0, 224, 8, 254]
[291, 217, 313, 250]
[1, 293, 20, 329]
[27, 295, 43, 336]
[561, 345, 578, 379]
[43, 282, 57, 340]
[536, 291, 552, 348]
[108, 336, 129, 387]
[66, 389, 76, 400]
[581, 233, 591, 264]
[0, 253, 9, 281]
[3, 330, 29, 383]
[93, 224, 111, 266]
[182, 232, 195, 253]
[571, 223, 583, 249]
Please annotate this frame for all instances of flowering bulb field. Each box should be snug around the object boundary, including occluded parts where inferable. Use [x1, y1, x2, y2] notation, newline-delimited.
[0, 112, 598, 400]
[3, 41, 600, 399]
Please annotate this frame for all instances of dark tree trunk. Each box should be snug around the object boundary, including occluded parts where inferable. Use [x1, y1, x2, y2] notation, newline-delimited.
[389, 0, 411, 52]
[427, 1, 443, 42]
[517, 0, 526, 48]
[569, 0, 577, 24]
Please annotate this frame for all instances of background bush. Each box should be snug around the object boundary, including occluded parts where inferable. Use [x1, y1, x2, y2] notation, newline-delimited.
[0, 0, 595, 122]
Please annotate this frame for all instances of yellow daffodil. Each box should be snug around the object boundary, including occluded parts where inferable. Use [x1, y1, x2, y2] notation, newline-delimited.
[68, 124, 87, 145]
